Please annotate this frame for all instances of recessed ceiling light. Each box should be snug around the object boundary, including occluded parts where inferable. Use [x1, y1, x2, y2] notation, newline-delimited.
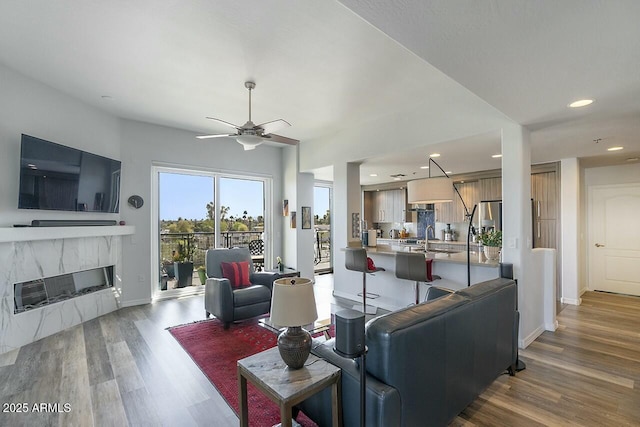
[420, 166, 429, 169]
[369, 173, 378, 177]
[626, 157, 639, 162]
[393, 177, 401, 181]
[492, 154, 502, 158]
[607, 146, 624, 151]
[568, 99, 593, 108]
[429, 153, 441, 158]
[445, 171, 452, 175]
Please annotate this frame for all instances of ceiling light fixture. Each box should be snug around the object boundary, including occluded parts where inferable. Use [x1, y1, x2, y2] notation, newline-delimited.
[568, 99, 594, 108]
[407, 157, 476, 288]
[607, 146, 624, 151]
[492, 154, 502, 158]
[429, 153, 441, 158]
[370, 173, 378, 177]
[236, 134, 263, 150]
[420, 166, 429, 169]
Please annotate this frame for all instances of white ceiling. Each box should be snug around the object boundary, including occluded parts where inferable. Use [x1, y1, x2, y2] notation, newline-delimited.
[1, 0, 639, 186]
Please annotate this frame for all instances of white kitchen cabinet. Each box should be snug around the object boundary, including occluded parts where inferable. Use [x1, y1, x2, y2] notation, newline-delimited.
[363, 189, 406, 223]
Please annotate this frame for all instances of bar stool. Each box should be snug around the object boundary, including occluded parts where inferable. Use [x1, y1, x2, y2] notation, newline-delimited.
[345, 248, 385, 315]
[395, 252, 440, 305]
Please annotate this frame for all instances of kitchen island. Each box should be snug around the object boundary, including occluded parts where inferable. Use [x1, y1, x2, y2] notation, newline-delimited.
[336, 244, 500, 311]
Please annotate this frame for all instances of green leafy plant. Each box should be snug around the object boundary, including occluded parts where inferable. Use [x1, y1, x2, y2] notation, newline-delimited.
[172, 241, 194, 263]
[478, 230, 502, 247]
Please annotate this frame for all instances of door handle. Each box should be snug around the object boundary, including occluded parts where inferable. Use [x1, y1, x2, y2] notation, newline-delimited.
[595, 243, 605, 247]
[537, 221, 540, 238]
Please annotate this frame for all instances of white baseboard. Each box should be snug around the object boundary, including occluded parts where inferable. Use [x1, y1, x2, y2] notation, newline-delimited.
[545, 320, 559, 331]
[119, 298, 151, 308]
[561, 297, 582, 305]
[519, 325, 545, 349]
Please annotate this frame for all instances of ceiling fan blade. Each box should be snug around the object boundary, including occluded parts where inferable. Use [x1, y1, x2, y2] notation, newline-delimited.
[256, 119, 291, 135]
[206, 117, 242, 131]
[196, 133, 236, 140]
[266, 133, 299, 146]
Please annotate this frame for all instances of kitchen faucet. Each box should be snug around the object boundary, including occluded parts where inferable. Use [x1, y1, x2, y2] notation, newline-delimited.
[425, 225, 435, 252]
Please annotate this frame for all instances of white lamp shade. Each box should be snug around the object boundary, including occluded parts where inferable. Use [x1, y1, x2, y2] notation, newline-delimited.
[407, 177, 454, 204]
[270, 278, 318, 327]
[236, 134, 263, 150]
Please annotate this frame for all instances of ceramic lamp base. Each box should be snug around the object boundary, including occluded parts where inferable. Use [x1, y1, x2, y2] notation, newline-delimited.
[277, 326, 312, 369]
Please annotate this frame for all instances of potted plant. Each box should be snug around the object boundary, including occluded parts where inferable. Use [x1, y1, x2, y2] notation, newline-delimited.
[478, 230, 502, 261]
[197, 265, 207, 285]
[173, 242, 194, 288]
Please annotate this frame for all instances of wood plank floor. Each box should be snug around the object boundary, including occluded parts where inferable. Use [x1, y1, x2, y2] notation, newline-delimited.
[0, 286, 638, 426]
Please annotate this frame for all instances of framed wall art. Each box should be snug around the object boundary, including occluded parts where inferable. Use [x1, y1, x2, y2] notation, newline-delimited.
[302, 206, 311, 229]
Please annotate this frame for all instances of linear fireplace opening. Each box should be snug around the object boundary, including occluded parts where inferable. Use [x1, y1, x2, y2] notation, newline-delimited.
[14, 266, 114, 314]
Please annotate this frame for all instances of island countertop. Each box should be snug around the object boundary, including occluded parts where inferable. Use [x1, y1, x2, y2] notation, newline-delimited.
[352, 245, 499, 267]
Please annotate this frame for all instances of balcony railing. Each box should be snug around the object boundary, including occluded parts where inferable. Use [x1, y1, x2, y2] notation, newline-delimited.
[160, 231, 264, 269]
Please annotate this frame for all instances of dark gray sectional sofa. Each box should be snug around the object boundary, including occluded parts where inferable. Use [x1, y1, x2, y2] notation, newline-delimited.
[300, 277, 519, 427]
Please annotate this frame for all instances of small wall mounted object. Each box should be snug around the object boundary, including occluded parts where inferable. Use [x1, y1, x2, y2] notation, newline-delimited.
[127, 195, 144, 209]
[301, 206, 311, 229]
[352, 213, 360, 238]
[290, 211, 297, 228]
[283, 199, 289, 216]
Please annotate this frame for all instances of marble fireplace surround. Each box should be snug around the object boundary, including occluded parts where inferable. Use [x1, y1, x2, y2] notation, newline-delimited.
[0, 226, 134, 355]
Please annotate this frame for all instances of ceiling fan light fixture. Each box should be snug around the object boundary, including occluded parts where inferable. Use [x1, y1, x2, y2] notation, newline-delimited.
[236, 134, 263, 150]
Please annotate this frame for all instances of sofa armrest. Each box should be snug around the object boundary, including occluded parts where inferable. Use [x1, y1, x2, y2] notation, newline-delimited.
[426, 285, 454, 301]
[204, 277, 234, 320]
[299, 338, 401, 427]
[250, 271, 279, 290]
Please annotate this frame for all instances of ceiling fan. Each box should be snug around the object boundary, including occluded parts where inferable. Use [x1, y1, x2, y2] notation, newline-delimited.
[197, 81, 298, 150]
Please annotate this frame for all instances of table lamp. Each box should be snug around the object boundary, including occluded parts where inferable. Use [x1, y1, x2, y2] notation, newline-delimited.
[270, 278, 318, 369]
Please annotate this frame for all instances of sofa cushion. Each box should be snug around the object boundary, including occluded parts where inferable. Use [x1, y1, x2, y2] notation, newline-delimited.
[221, 261, 251, 289]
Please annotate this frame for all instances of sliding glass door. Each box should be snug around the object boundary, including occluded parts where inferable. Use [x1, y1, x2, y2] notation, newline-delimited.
[153, 166, 271, 298]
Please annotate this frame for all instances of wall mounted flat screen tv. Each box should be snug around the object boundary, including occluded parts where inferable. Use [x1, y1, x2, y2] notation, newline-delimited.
[19, 134, 121, 213]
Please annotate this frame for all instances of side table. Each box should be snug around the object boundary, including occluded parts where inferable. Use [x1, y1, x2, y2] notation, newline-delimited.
[238, 346, 342, 427]
[267, 267, 300, 278]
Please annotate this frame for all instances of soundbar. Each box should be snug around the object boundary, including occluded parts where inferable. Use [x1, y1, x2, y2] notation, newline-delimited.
[31, 220, 118, 227]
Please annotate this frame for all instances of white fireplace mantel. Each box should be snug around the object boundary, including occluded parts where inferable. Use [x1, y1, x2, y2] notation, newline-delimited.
[0, 225, 135, 243]
[0, 225, 135, 355]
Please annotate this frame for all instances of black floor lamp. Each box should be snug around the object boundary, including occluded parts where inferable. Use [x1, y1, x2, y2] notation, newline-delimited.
[407, 158, 477, 287]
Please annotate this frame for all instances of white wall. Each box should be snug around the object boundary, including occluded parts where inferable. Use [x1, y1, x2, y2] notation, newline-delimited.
[0, 63, 285, 308]
[0, 63, 121, 227]
[119, 119, 284, 305]
[561, 158, 581, 305]
[501, 124, 543, 348]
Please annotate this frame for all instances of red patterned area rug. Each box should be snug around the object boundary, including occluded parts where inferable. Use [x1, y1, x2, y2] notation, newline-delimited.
[168, 318, 319, 427]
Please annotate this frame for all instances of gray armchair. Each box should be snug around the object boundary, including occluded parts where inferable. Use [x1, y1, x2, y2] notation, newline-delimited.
[204, 247, 279, 329]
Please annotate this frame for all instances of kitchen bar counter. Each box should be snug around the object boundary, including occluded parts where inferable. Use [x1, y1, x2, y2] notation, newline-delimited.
[337, 244, 500, 311]
[364, 245, 498, 267]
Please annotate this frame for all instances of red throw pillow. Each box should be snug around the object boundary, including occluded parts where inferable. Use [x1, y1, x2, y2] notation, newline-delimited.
[367, 257, 376, 271]
[425, 259, 434, 282]
[220, 261, 251, 289]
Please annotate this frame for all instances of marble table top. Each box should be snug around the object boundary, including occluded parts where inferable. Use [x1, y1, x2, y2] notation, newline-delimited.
[237, 346, 340, 401]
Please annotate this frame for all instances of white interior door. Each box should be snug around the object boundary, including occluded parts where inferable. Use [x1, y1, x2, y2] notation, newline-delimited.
[589, 184, 640, 296]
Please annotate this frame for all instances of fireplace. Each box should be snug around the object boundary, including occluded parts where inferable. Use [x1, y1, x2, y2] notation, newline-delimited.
[14, 266, 114, 314]
[0, 225, 134, 355]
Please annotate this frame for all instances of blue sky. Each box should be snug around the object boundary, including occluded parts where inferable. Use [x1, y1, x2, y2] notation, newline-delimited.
[159, 172, 331, 221]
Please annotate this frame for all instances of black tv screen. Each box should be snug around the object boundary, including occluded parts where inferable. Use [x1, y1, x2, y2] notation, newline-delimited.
[19, 134, 121, 213]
